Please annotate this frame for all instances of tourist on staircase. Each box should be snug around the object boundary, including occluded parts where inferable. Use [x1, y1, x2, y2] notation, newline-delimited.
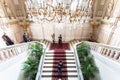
[58, 61, 63, 67]
[23, 33, 29, 42]
[58, 34, 62, 47]
[51, 33, 55, 46]
[2, 33, 14, 46]
[58, 61, 63, 79]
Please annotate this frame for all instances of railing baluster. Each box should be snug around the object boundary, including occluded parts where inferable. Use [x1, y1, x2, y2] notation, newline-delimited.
[114, 52, 119, 60]
[0, 42, 30, 63]
[0, 52, 5, 61]
[84, 41, 120, 63]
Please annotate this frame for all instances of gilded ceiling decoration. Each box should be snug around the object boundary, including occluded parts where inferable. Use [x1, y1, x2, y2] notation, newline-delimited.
[25, 0, 93, 23]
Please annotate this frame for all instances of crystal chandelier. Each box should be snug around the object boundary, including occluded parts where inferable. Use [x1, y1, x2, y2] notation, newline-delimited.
[25, 0, 93, 23]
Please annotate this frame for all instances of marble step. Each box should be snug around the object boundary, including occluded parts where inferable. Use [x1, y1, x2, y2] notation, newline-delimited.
[43, 63, 77, 66]
[43, 64, 76, 68]
[44, 62, 75, 64]
[43, 65, 76, 68]
[44, 57, 75, 60]
[46, 52, 74, 54]
[45, 55, 74, 57]
[45, 54, 74, 56]
[41, 77, 79, 80]
[41, 72, 78, 77]
[44, 59, 75, 63]
[42, 67, 77, 72]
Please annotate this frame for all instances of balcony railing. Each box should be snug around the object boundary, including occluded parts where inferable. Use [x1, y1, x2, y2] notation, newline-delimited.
[0, 43, 29, 63]
[86, 41, 120, 63]
[74, 42, 84, 80]
[0, 41, 46, 80]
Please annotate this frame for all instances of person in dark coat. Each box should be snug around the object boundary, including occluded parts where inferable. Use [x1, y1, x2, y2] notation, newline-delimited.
[2, 34, 14, 46]
[58, 61, 63, 67]
[23, 33, 29, 42]
[58, 34, 62, 47]
[57, 61, 63, 77]
[58, 65, 62, 76]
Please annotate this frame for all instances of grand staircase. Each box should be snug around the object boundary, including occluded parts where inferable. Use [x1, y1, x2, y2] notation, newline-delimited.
[1, 39, 120, 80]
[40, 43, 79, 80]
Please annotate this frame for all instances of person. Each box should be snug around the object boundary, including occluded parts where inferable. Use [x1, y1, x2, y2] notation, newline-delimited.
[57, 61, 63, 78]
[58, 65, 62, 76]
[2, 34, 14, 46]
[58, 34, 62, 47]
[58, 60, 63, 67]
[51, 33, 55, 45]
[23, 33, 29, 42]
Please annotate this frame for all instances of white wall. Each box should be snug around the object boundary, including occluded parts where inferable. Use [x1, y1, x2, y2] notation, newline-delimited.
[10, 24, 24, 43]
[0, 23, 24, 48]
[96, 23, 120, 47]
[97, 24, 112, 44]
[29, 22, 92, 42]
[109, 27, 120, 47]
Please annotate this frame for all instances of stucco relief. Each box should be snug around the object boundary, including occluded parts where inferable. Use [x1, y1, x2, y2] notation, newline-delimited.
[0, 5, 5, 17]
[105, 0, 114, 19]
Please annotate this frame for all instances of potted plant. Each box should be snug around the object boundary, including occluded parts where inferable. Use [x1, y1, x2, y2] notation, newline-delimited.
[23, 42, 43, 80]
[77, 42, 99, 80]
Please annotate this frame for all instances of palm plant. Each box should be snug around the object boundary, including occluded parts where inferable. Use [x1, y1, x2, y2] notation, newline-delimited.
[77, 42, 99, 80]
[81, 63, 98, 80]
[81, 56, 98, 80]
[77, 42, 90, 64]
[29, 42, 43, 59]
[23, 56, 39, 79]
[23, 42, 43, 80]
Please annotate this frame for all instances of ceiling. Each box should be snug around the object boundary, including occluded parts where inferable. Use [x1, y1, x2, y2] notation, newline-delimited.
[0, 0, 120, 24]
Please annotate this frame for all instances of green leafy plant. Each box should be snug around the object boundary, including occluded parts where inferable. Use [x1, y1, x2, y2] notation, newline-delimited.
[28, 42, 43, 59]
[23, 42, 43, 80]
[77, 42, 99, 80]
[23, 56, 39, 79]
[81, 56, 98, 80]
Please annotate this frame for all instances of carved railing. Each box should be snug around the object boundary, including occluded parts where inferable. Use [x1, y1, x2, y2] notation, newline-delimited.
[73, 41, 120, 80]
[0, 41, 48, 80]
[74, 42, 84, 80]
[35, 40, 51, 80]
[0, 43, 29, 62]
[85, 41, 120, 62]
[74, 41, 120, 63]
[35, 43, 46, 80]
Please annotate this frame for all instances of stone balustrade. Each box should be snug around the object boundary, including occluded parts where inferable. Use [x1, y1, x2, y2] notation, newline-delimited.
[0, 40, 49, 63]
[85, 41, 120, 63]
[0, 43, 29, 63]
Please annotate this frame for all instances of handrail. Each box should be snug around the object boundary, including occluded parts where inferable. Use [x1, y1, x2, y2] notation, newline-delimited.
[35, 42, 47, 80]
[85, 41, 120, 51]
[74, 42, 84, 80]
[36, 40, 120, 80]
[72, 40, 120, 80]
[0, 41, 43, 52]
[0, 42, 31, 62]
[0, 41, 47, 80]
[84, 41, 120, 62]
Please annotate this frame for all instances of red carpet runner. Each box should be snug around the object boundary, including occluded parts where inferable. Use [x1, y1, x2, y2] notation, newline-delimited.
[50, 43, 70, 80]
